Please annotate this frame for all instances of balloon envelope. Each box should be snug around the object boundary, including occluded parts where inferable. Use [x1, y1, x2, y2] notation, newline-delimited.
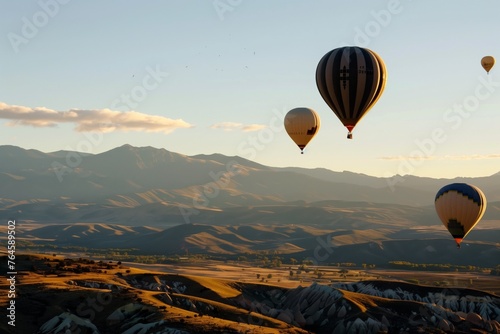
[316, 46, 387, 138]
[434, 183, 487, 247]
[284, 107, 320, 153]
[481, 56, 495, 74]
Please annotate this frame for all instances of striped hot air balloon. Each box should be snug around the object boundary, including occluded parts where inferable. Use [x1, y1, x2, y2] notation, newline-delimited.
[316, 46, 387, 139]
[434, 183, 487, 248]
[284, 107, 320, 154]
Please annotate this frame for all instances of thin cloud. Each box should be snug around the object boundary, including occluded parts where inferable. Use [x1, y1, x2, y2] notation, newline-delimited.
[242, 124, 267, 132]
[379, 156, 437, 161]
[0, 102, 193, 133]
[210, 122, 243, 131]
[442, 154, 500, 160]
[210, 122, 266, 132]
[379, 154, 500, 161]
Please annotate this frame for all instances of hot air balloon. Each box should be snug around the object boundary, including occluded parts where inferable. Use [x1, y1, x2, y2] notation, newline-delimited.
[284, 107, 320, 154]
[481, 56, 495, 74]
[434, 183, 487, 248]
[316, 46, 387, 139]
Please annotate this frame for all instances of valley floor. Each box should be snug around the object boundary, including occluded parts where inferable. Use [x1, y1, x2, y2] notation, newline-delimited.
[124, 259, 500, 294]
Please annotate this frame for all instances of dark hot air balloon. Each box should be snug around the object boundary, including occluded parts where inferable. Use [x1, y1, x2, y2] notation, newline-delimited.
[316, 46, 387, 139]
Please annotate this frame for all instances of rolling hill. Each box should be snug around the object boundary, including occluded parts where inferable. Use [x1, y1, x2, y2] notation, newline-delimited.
[17, 221, 500, 267]
[1, 254, 499, 334]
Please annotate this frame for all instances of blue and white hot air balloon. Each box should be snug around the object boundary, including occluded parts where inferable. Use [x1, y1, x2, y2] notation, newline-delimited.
[435, 183, 487, 248]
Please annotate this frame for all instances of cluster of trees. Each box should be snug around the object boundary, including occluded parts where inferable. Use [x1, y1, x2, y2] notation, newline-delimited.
[255, 273, 276, 283]
[38, 257, 121, 275]
[490, 266, 500, 276]
[388, 261, 490, 272]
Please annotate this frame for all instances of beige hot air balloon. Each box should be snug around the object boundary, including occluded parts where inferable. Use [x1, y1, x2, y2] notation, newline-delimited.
[284, 107, 320, 154]
[481, 56, 495, 74]
[435, 183, 487, 248]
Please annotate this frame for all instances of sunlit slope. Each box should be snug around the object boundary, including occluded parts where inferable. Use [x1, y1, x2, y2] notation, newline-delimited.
[2, 254, 499, 334]
[22, 222, 500, 266]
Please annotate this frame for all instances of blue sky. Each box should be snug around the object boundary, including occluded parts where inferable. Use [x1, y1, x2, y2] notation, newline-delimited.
[1, 0, 499, 178]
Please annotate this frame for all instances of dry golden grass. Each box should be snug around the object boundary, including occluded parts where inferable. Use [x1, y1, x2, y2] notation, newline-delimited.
[123, 260, 308, 288]
[0, 253, 309, 334]
[340, 289, 378, 312]
[184, 275, 241, 298]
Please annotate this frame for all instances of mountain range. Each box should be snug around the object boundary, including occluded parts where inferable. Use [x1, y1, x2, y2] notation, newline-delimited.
[2, 144, 500, 218]
[1, 144, 499, 266]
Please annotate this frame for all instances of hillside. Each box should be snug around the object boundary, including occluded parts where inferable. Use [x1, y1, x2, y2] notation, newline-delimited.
[17, 222, 500, 268]
[1, 254, 498, 334]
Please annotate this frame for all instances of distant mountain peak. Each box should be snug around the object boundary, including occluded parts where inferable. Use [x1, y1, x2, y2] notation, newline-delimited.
[104, 144, 188, 159]
[191, 152, 269, 170]
[0, 145, 44, 156]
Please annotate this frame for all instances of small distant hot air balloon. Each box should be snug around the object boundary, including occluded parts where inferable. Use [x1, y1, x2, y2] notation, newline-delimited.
[316, 46, 387, 139]
[434, 183, 487, 248]
[284, 107, 320, 154]
[481, 56, 495, 74]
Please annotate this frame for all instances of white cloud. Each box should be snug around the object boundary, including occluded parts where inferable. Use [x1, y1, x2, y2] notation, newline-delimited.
[210, 121, 266, 132]
[0, 102, 193, 133]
